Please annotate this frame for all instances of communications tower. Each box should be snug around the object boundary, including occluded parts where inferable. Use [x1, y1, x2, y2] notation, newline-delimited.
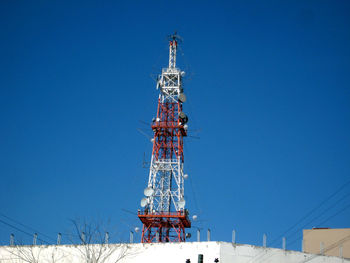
[138, 33, 191, 243]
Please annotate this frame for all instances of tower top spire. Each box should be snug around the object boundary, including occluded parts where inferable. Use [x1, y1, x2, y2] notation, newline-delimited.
[167, 32, 182, 69]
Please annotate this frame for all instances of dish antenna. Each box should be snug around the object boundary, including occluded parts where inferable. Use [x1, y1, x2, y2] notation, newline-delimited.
[144, 187, 154, 197]
[179, 112, 188, 124]
[178, 198, 186, 209]
[178, 93, 187, 103]
[192, 215, 198, 221]
[183, 174, 189, 179]
[140, 198, 148, 207]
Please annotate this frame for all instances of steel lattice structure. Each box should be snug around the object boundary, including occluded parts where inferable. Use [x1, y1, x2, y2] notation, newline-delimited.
[138, 33, 191, 243]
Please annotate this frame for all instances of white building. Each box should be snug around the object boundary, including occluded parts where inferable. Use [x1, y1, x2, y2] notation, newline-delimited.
[0, 241, 348, 263]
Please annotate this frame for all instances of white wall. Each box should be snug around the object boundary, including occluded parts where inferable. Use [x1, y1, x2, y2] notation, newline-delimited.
[0, 242, 348, 263]
[220, 242, 349, 263]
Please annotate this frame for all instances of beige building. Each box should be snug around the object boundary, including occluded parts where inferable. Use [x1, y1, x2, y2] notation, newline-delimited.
[303, 228, 350, 259]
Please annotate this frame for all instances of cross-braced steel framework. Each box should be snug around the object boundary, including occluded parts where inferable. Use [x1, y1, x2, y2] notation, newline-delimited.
[138, 34, 191, 243]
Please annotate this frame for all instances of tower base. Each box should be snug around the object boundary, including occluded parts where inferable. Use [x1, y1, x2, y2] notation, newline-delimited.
[138, 210, 191, 243]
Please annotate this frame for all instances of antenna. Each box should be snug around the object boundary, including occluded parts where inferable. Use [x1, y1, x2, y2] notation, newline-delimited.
[137, 33, 191, 243]
[142, 152, 150, 168]
[178, 198, 186, 209]
[167, 31, 183, 43]
[10, 234, 14, 246]
[144, 187, 154, 197]
[140, 198, 148, 208]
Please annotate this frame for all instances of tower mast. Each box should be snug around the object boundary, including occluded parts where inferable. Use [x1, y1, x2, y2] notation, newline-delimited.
[138, 33, 191, 243]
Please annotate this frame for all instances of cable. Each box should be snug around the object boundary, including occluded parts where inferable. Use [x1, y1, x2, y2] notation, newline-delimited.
[284, 192, 350, 246]
[254, 231, 350, 263]
[0, 218, 50, 245]
[268, 180, 350, 248]
[178, 45, 195, 82]
[183, 142, 202, 218]
[254, 202, 350, 263]
[247, 179, 350, 263]
[0, 212, 56, 243]
[300, 233, 350, 263]
[318, 202, 350, 227]
[150, 44, 168, 81]
[255, 199, 350, 263]
[287, 202, 350, 248]
[178, 48, 202, 223]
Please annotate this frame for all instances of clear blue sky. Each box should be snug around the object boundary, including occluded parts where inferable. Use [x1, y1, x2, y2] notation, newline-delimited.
[1, 0, 349, 251]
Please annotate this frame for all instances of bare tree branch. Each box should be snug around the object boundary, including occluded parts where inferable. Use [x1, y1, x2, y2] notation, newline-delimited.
[68, 219, 135, 263]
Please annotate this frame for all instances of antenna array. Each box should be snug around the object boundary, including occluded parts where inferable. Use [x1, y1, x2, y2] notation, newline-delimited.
[138, 33, 191, 243]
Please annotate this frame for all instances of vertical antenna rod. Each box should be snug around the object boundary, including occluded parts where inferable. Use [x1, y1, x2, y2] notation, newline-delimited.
[168, 34, 177, 68]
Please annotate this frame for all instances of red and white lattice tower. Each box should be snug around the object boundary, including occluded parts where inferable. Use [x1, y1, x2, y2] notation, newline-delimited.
[138, 33, 191, 243]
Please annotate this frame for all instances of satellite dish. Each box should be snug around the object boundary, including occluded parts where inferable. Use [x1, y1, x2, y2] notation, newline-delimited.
[179, 112, 188, 124]
[179, 112, 186, 119]
[134, 227, 140, 233]
[140, 198, 148, 207]
[192, 215, 198, 221]
[184, 124, 188, 130]
[183, 174, 189, 179]
[144, 187, 154, 197]
[186, 233, 191, 238]
[178, 198, 186, 209]
[178, 93, 186, 103]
